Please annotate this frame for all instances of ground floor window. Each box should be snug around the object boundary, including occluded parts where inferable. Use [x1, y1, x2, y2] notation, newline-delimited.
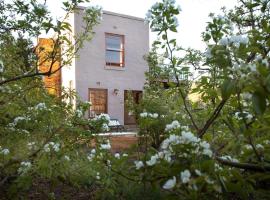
[88, 88, 107, 118]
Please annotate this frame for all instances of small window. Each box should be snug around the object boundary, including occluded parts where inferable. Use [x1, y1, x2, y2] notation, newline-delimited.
[105, 33, 124, 67]
[89, 88, 108, 118]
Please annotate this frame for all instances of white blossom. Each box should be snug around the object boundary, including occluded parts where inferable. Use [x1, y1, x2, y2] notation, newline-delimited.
[195, 169, 202, 176]
[146, 154, 159, 166]
[64, 155, 70, 161]
[181, 131, 200, 143]
[35, 103, 47, 110]
[114, 153, 120, 159]
[163, 176, 176, 190]
[18, 161, 32, 174]
[97, 113, 110, 121]
[219, 37, 230, 46]
[140, 112, 159, 119]
[76, 110, 83, 117]
[165, 120, 181, 132]
[102, 123, 109, 131]
[256, 144, 264, 149]
[220, 155, 239, 163]
[1, 148, 10, 155]
[134, 160, 144, 170]
[100, 140, 111, 150]
[96, 172, 100, 180]
[180, 170, 191, 183]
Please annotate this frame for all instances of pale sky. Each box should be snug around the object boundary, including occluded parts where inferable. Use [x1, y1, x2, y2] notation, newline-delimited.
[46, 0, 238, 51]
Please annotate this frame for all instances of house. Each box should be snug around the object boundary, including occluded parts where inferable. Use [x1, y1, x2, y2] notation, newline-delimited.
[40, 7, 149, 125]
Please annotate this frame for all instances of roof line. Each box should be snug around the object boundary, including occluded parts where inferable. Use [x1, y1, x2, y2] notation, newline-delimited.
[76, 6, 146, 22]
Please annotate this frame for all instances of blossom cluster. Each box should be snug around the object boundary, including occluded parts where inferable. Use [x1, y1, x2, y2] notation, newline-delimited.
[139, 112, 159, 119]
[0, 147, 10, 155]
[8, 116, 30, 127]
[219, 35, 249, 46]
[94, 113, 110, 121]
[87, 149, 96, 161]
[235, 111, 253, 121]
[134, 130, 213, 172]
[44, 142, 60, 153]
[18, 161, 32, 174]
[164, 120, 181, 132]
[100, 140, 111, 150]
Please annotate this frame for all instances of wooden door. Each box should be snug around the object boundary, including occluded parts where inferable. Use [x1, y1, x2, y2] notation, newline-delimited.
[124, 90, 142, 125]
[89, 88, 108, 118]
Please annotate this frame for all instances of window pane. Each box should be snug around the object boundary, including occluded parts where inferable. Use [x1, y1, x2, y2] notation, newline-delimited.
[106, 35, 122, 50]
[106, 50, 121, 64]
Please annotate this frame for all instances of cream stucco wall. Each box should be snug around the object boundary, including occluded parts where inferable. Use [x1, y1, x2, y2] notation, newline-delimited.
[73, 9, 149, 124]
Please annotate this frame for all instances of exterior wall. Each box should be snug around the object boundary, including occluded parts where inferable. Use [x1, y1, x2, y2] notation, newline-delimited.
[73, 9, 149, 124]
[38, 38, 61, 96]
[61, 12, 76, 102]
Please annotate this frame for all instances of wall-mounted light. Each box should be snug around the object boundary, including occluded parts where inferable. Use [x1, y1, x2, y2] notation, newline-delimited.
[113, 89, 119, 95]
[96, 81, 101, 85]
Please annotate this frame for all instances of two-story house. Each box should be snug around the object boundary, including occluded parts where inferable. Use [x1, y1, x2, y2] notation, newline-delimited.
[58, 7, 149, 125]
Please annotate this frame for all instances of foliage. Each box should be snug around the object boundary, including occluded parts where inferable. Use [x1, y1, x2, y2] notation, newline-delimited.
[1, 0, 270, 199]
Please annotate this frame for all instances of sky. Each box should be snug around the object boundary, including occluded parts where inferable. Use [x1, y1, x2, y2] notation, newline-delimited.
[46, 0, 238, 51]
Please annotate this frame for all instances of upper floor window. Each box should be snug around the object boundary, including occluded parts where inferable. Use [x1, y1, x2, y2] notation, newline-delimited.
[105, 33, 124, 67]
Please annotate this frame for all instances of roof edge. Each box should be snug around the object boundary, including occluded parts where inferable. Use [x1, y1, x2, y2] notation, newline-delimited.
[76, 6, 146, 22]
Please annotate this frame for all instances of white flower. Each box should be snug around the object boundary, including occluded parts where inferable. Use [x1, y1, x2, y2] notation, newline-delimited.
[181, 131, 200, 143]
[163, 150, 172, 162]
[256, 144, 264, 149]
[0, 61, 4, 73]
[91, 149, 96, 154]
[195, 169, 202, 176]
[165, 120, 181, 132]
[161, 139, 170, 149]
[52, 143, 60, 152]
[1, 148, 10, 155]
[123, 153, 128, 157]
[87, 154, 95, 161]
[134, 160, 144, 170]
[200, 141, 210, 149]
[102, 123, 109, 131]
[114, 153, 120, 159]
[244, 144, 252, 150]
[242, 92, 252, 100]
[96, 172, 100, 180]
[97, 113, 110, 121]
[249, 64, 257, 72]
[18, 161, 32, 174]
[76, 110, 83, 117]
[146, 154, 159, 166]
[44, 144, 50, 152]
[64, 155, 70, 161]
[202, 149, 213, 157]
[220, 155, 239, 163]
[219, 37, 229, 46]
[163, 176, 176, 190]
[140, 112, 148, 118]
[35, 103, 47, 110]
[152, 113, 159, 118]
[180, 170, 191, 184]
[100, 141, 111, 150]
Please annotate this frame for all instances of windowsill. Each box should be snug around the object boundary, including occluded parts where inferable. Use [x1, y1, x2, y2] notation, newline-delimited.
[104, 65, 125, 71]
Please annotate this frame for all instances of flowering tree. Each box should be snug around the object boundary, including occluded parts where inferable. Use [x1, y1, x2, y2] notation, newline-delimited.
[0, 0, 110, 198]
[105, 0, 270, 198]
[1, 0, 270, 199]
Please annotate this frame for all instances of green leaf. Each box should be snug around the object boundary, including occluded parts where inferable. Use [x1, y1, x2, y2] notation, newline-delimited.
[252, 92, 266, 115]
[221, 79, 236, 99]
[265, 74, 270, 92]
